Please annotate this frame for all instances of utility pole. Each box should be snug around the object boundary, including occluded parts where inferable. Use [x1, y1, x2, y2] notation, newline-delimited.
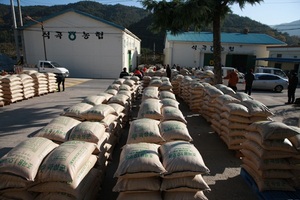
[10, 0, 21, 61]
[26, 16, 47, 61]
[17, 0, 26, 65]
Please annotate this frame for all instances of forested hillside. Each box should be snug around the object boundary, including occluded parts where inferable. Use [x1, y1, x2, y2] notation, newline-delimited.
[0, 1, 299, 59]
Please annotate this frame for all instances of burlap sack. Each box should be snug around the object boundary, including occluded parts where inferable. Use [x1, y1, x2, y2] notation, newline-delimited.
[107, 83, 120, 90]
[82, 104, 118, 121]
[159, 91, 176, 100]
[82, 95, 107, 106]
[113, 176, 161, 192]
[161, 174, 210, 192]
[241, 99, 273, 117]
[160, 141, 210, 178]
[37, 141, 96, 182]
[127, 118, 164, 144]
[161, 106, 187, 124]
[137, 99, 163, 120]
[159, 120, 192, 142]
[114, 143, 167, 178]
[160, 99, 180, 109]
[108, 94, 130, 106]
[68, 121, 106, 143]
[35, 116, 81, 142]
[113, 78, 125, 85]
[62, 103, 93, 121]
[0, 137, 58, 181]
[28, 155, 98, 196]
[105, 88, 118, 95]
[221, 103, 250, 117]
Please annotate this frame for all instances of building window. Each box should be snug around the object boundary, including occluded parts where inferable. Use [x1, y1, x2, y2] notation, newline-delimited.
[274, 63, 282, 69]
[276, 54, 282, 58]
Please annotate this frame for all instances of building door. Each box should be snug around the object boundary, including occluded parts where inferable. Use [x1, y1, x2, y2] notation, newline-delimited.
[128, 50, 132, 72]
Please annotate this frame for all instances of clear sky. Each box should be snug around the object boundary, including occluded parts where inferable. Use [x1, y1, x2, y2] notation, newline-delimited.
[2, 0, 300, 26]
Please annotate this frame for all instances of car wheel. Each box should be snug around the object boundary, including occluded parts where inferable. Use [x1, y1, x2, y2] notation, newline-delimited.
[274, 85, 283, 93]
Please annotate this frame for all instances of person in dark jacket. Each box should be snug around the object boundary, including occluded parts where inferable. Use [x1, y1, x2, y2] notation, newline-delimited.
[166, 64, 171, 79]
[119, 67, 129, 78]
[244, 69, 255, 95]
[56, 73, 65, 92]
[287, 71, 298, 104]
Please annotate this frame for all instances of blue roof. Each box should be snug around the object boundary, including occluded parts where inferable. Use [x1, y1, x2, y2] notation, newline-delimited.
[22, 9, 125, 31]
[166, 32, 286, 45]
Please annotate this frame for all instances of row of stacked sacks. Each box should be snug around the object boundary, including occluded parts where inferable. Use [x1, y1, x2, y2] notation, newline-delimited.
[171, 74, 300, 192]
[0, 75, 142, 199]
[113, 80, 211, 200]
[0, 71, 57, 105]
[142, 76, 173, 91]
[241, 121, 300, 192]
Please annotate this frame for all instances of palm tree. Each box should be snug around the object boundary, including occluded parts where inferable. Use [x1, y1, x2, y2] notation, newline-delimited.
[142, 0, 263, 84]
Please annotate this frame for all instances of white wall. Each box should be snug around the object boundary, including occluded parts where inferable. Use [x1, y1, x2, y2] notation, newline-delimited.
[23, 11, 140, 79]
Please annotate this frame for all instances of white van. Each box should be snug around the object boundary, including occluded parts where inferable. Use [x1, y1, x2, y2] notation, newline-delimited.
[254, 67, 287, 79]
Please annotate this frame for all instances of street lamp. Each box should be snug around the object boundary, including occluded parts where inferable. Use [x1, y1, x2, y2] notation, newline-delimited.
[26, 16, 47, 60]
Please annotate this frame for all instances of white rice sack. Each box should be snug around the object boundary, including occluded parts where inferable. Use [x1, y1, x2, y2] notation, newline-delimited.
[82, 95, 106, 106]
[114, 143, 167, 178]
[35, 116, 81, 142]
[288, 127, 300, 150]
[149, 79, 163, 87]
[37, 141, 96, 182]
[28, 155, 98, 195]
[164, 191, 208, 200]
[0, 137, 58, 181]
[161, 106, 187, 124]
[233, 92, 253, 101]
[117, 191, 162, 200]
[215, 84, 236, 96]
[119, 84, 132, 91]
[247, 121, 299, 141]
[62, 103, 93, 121]
[97, 92, 114, 102]
[108, 94, 130, 106]
[113, 78, 125, 85]
[138, 99, 163, 120]
[160, 81, 173, 91]
[82, 104, 118, 121]
[161, 174, 210, 192]
[113, 176, 161, 192]
[0, 190, 37, 200]
[241, 99, 273, 117]
[142, 87, 159, 100]
[105, 88, 118, 95]
[68, 121, 106, 144]
[100, 113, 118, 128]
[159, 120, 192, 142]
[127, 118, 164, 144]
[108, 103, 125, 115]
[34, 192, 75, 200]
[222, 103, 250, 117]
[0, 173, 31, 190]
[204, 85, 224, 98]
[215, 94, 240, 105]
[123, 79, 135, 87]
[107, 83, 120, 90]
[160, 141, 210, 178]
[159, 91, 176, 100]
[160, 98, 180, 109]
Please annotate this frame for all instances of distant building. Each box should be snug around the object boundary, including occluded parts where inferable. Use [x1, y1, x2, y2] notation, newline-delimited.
[22, 9, 141, 78]
[163, 31, 286, 73]
[256, 45, 300, 76]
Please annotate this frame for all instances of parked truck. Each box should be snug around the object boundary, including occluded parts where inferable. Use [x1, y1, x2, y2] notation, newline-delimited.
[37, 60, 69, 77]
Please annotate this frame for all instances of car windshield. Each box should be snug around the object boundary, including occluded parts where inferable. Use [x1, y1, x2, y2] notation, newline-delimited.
[274, 70, 287, 78]
[51, 62, 62, 68]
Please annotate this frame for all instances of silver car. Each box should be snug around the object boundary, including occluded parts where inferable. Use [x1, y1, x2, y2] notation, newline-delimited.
[252, 73, 288, 92]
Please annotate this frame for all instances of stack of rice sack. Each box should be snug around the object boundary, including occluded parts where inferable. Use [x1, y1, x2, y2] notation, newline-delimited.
[0, 75, 24, 104]
[179, 76, 193, 103]
[114, 83, 211, 200]
[45, 72, 57, 92]
[29, 140, 101, 200]
[19, 73, 35, 99]
[194, 69, 214, 84]
[0, 79, 4, 107]
[30, 72, 48, 96]
[171, 74, 184, 95]
[200, 84, 224, 122]
[159, 77, 173, 92]
[0, 137, 59, 199]
[241, 121, 300, 191]
[187, 82, 205, 111]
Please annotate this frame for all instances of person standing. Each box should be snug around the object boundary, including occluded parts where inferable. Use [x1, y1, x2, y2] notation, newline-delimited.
[133, 67, 143, 80]
[119, 67, 129, 78]
[166, 64, 171, 79]
[287, 71, 298, 104]
[244, 69, 255, 95]
[56, 73, 65, 92]
[224, 69, 239, 92]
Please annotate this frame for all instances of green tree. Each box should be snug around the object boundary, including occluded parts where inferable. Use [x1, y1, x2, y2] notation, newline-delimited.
[142, 0, 263, 84]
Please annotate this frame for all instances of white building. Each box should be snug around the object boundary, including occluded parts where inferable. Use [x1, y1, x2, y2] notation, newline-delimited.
[164, 31, 286, 73]
[22, 9, 141, 78]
